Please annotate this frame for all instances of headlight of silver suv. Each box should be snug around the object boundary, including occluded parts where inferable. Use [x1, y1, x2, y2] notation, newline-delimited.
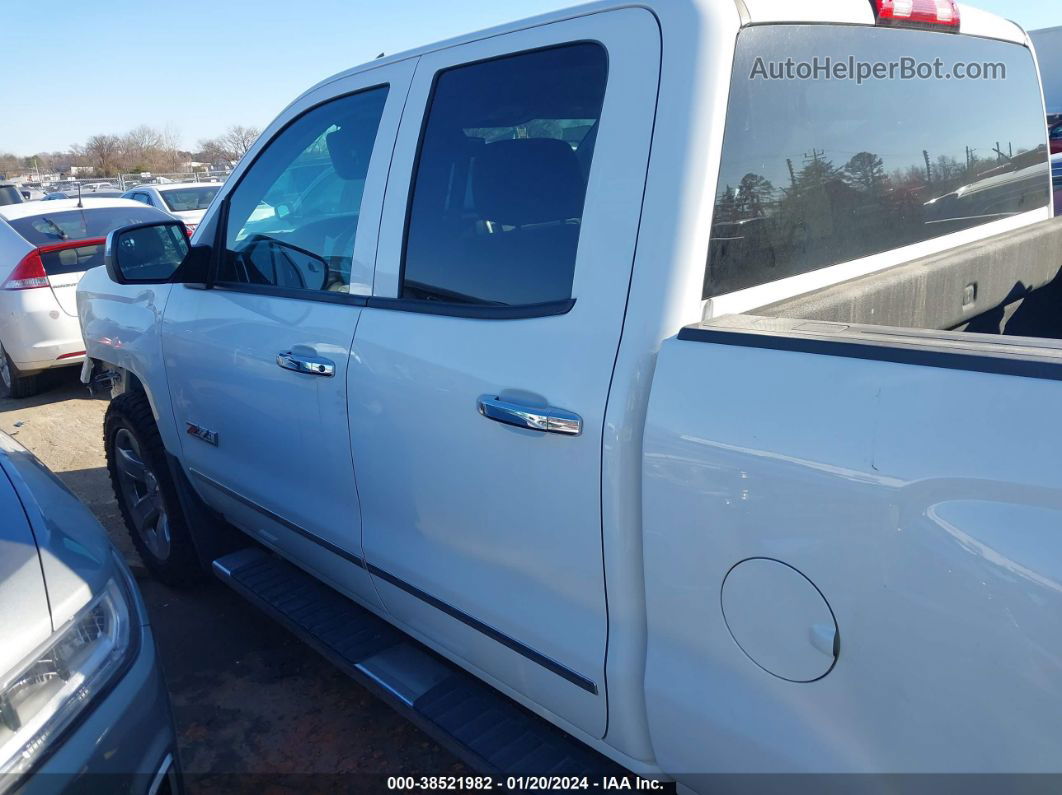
[0, 577, 134, 781]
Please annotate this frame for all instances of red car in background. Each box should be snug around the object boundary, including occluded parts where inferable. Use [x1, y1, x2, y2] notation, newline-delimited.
[1051, 120, 1062, 154]
[1053, 154, 1062, 215]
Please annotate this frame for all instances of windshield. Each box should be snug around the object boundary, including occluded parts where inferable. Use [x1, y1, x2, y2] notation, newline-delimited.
[707, 25, 1050, 297]
[160, 186, 220, 212]
[8, 206, 166, 245]
[0, 186, 23, 206]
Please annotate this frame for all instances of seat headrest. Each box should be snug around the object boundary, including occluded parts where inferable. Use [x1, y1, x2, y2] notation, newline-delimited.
[471, 138, 586, 226]
[326, 123, 373, 181]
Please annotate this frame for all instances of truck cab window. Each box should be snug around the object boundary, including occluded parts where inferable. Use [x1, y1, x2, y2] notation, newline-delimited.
[707, 26, 1050, 298]
[220, 86, 389, 294]
[402, 43, 607, 306]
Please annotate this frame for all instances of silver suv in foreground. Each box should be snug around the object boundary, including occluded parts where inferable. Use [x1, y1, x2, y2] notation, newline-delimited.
[0, 432, 178, 794]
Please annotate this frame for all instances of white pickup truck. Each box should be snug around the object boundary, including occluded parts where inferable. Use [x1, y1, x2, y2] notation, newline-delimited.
[76, 0, 1060, 787]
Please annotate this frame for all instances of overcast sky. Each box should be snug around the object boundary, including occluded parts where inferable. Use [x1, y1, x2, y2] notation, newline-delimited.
[1, 0, 1058, 155]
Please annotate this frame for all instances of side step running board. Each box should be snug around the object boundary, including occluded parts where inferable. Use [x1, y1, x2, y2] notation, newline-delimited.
[212, 548, 628, 779]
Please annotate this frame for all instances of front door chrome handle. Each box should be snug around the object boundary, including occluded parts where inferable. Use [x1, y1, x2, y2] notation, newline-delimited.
[477, 395, 582, 436]
[277, 349, 335, 377]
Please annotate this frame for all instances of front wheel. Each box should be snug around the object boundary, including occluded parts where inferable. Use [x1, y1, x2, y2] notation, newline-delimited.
[0, 343, 40, 399]
[105, 391, 201, 585]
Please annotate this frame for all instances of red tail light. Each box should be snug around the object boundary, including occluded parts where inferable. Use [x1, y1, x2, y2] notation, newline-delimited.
[184, 224, 197, 237]
[4, 250, 49, 290]
[4, 238, 106, 291]
[873, 0, 960, 30]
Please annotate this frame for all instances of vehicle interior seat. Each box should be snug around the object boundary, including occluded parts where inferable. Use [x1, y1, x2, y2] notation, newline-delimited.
[454, 137, 588, 305]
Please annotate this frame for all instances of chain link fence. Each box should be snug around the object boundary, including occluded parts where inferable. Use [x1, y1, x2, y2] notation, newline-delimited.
[22, 171, 232, 199]
[115, 170, 231, 189]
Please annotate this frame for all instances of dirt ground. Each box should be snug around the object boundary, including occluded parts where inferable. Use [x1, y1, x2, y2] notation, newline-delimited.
[0, 369, 460, 792]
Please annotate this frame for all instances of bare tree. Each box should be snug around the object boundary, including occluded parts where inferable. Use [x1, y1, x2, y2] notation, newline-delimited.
[222, 125, 261, 160]
[160, 124, 183, 172]
[83, 134, 122, 176]
[195, 136, 230, 165]
[121, 124, 165, 171]
[195, 125, 260, 165]
[5, 121, 257, 178]
[0, 152, 20, 178]
[843, 152, 888, 195]
[29, 152, 53, 174]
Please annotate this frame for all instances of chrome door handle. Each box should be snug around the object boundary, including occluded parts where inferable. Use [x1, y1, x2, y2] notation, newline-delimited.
[477, 395, 582, 436]
[276, 350, 335, 377]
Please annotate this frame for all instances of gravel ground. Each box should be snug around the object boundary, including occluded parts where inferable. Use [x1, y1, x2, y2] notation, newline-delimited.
[0, 369, 460, 792]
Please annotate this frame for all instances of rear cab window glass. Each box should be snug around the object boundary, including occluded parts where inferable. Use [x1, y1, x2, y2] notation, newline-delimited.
[401, 43, 608, 307]
[707, 26, 1050, 298]
[0, 186, 22, 206]
[160, 186, 220, 212]
[220, 87, 389, 294]
[39, 245, 104, 276]
[9, 206, 166, 245]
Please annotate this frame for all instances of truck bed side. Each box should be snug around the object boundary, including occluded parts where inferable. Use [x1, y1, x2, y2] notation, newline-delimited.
[642, 312, 1062, 779]
[756, 217, 1062, 336]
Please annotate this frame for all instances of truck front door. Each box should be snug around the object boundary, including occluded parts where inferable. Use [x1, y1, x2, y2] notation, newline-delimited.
[348, 11, 660, 738]
[162, 62, 413, 607]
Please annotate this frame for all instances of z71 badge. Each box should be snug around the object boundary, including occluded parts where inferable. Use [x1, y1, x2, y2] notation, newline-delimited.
[185, 422, 219, 446]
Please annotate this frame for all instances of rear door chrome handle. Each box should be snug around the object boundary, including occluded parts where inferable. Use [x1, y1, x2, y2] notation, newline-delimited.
[477, 395, 582, 436]
[277, 350, 335, 377]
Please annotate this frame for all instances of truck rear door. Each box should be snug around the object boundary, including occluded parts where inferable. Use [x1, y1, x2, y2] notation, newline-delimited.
[348, 9, 660, 738]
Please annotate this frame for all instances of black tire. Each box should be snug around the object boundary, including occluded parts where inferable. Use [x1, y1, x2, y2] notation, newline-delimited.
[105, 391, 201, 585]
[0, 343, 40, 399]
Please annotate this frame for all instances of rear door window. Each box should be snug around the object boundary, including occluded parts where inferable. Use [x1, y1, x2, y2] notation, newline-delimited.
[401, 43, 608, 306]
[707, 25, 1050, 297]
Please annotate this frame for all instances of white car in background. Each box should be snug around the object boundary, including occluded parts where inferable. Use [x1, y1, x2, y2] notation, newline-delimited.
[122, 182, 221, 236]
[0, 198, 170, 398]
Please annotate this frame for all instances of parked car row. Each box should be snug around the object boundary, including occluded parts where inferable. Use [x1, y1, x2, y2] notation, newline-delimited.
[0, 198, 172, 397]
[121, 183, 220, 236]
[41, 190, 126, 201]
[0, 179, 222, 403]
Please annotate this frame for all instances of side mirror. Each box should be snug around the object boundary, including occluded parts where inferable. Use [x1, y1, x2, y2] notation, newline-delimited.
[105, 220, 193, 285]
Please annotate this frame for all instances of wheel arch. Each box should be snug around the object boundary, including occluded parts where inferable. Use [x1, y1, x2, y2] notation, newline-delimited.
[103, 383, 246, 579]
[87, 357, 182, 460]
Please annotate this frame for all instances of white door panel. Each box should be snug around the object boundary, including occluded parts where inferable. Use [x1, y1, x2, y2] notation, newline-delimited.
[163, 61, 415, 610]
[166, 288, 376, 601]
[353, 9, 660, 737]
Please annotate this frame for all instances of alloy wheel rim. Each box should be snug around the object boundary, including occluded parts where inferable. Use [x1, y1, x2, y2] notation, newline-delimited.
[113, 428, 171, 560]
